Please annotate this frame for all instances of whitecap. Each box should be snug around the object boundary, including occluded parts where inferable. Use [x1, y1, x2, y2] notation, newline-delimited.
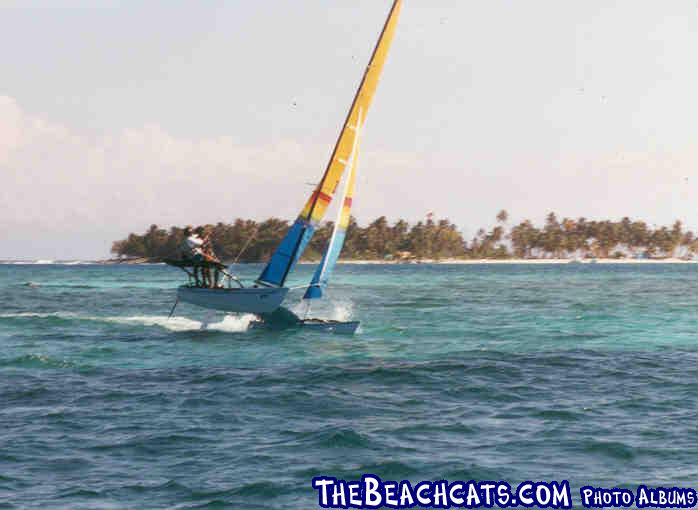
[202, 314, 256, 333]
[104, 315, 205, 332]
[0, 311, 255, 333]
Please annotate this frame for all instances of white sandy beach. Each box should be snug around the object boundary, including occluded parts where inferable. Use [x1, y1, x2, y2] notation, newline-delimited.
[338, 258, 698, 265]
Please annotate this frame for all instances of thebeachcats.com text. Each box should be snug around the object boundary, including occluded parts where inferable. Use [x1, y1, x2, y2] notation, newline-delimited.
[312, 476, 571, 509]
[311, 476, 698, 509]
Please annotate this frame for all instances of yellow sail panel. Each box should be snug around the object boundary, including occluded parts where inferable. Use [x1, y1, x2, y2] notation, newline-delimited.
[339, 133, 359, 230]
[257, 1, 401, 287]
[300, 0, 402, 224]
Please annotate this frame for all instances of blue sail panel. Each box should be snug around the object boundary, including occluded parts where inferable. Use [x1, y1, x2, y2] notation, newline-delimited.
[303, 230, 346, 300]
[303, 256, 326, 300]
[258, 219, 316, 287]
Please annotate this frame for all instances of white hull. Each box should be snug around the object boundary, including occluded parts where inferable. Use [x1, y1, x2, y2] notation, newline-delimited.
[177, 285, 288, 313]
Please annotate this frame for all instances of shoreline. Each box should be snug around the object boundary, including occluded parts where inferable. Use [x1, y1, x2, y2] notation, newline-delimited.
[340, 258, 698, 265]
[3, 258, 697, 266]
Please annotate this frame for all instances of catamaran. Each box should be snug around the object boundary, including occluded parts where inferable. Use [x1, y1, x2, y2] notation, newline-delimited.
[167, 0, 402, 326]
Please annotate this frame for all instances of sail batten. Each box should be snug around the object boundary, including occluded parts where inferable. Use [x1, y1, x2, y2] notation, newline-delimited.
[257, 0, 402, 287]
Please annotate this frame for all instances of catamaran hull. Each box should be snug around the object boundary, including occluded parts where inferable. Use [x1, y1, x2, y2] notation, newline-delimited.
[248, 307, 359, 334]
[249, 319, 360, 335]
[177, 286, 288, 314]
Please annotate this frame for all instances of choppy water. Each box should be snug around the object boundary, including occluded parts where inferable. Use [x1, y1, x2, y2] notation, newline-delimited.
[1, 263, 698, 508]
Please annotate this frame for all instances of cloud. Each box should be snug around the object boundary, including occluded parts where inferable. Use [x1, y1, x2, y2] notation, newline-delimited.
[0, 97, 316, 235]
[3, 93, 698, 259]
[0, 95, 425, 258]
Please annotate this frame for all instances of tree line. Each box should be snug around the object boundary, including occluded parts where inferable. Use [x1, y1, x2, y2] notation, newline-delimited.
[110, 216, 465, 262]
[468, 211, 698, 259]
[111, 211, 698, 262]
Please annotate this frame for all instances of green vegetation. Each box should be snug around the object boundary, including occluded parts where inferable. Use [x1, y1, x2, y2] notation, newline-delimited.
[110, 216, 464, 262]
[468, 211, 698, 260]
[111, 211, 698, 262]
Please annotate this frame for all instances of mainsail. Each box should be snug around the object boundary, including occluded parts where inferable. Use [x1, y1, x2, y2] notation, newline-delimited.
[257, 0, 402, 287]
[304, 108, 362, 300]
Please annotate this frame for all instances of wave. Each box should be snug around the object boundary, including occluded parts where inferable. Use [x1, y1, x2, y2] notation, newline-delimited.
[330, 301, 354, 321]
[0, 353, 76, 369]
[106, 314, 255, 332]
[0, 260, 103, 265]
[204, 314, 257, 333]
[582, 439, 636, 460]
[288, 299, 355, 321]
[0, 312, 255, 333]
[104, 315, 204, 332]
[300, 427, 371, 448]
[0, 311, 78, 319]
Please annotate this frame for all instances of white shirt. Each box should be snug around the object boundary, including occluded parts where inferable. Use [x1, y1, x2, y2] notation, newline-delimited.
[183, 235, 204, 256]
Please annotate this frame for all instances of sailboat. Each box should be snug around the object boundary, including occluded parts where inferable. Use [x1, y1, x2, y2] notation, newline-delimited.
[169, 0, 402, 319]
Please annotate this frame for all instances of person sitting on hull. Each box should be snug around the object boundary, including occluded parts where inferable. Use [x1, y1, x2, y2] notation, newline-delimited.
[174, 226, 224, 288]
[180, 226, 206, 286]
[199, 227, 223, 288]
[193, 226, 212, 287]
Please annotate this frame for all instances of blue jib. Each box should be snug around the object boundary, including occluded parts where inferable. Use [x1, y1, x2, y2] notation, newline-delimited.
[257, 219, 315, 287]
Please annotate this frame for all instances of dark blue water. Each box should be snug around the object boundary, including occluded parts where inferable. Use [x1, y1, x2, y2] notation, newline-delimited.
[1, 263, 698, 508]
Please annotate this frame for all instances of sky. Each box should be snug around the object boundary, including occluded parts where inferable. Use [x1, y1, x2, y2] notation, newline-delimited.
[2, 1, 698, 259]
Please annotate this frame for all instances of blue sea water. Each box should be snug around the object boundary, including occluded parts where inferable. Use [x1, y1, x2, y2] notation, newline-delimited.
[1, 262, 698, 509]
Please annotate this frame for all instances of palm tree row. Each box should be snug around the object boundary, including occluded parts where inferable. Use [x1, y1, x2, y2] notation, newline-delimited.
[111, 216, 465, 262]
[112, 211, 698, 262]
[467, 211, 698, 259]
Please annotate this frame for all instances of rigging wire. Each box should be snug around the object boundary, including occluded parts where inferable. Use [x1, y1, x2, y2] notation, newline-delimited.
[232, 226, 259, 265]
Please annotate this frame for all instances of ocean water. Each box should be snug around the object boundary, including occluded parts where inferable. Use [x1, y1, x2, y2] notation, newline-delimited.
[1, 262, 698, 509]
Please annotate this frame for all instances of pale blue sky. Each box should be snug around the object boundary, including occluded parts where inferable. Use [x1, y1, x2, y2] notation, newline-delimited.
[2, 1, 698, 258]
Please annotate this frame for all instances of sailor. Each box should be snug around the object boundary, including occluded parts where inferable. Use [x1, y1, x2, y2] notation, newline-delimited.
[188, 226, 209, 287]
[199, 227, 223, 288]
[181, 226, 205, 286]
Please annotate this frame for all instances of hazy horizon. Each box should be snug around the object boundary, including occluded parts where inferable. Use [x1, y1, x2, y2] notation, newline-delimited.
[2, 1, 698, 259]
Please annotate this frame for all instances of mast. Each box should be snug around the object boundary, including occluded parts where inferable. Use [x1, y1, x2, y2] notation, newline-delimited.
[303, 0, 402, 224]
[257, 0, 402, 287]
